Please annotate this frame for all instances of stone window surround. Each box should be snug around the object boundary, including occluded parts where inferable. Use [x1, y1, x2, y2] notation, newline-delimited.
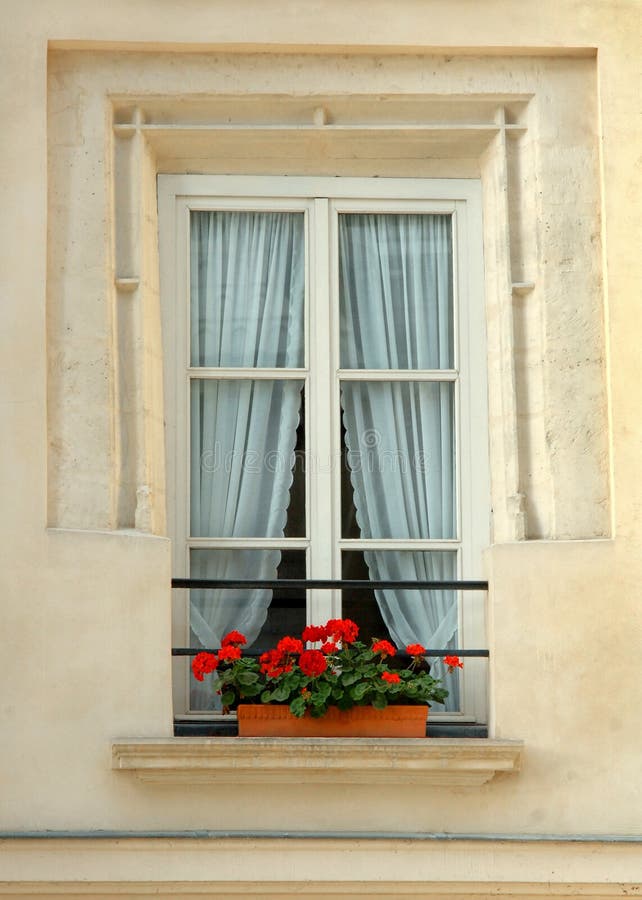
[47, 50, 608, 548]
[46, 51, 604, 780]
[111, 89, 530, 543]
[102, 74, 587, 778]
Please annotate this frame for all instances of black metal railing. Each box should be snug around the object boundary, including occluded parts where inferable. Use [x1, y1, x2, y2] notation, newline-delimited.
[171, 577, 490, 737]
[171, 577, 489, 659]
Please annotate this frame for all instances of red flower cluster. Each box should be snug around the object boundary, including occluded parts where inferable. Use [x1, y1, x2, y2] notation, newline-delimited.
[258, 635, 305, 678]
[192, 651, 218, 682]
[277, 636, 304, 655]
[372, 639, 396, 658]
[221, 630, 247, 647]
[218, 645, 242, 662]
[298, 649, 328, 677]
[259, 649, 294, 678]
[444, 655, 463, 671]
[302, 624, 328, 643]
[326, 618, 359, 644]
[193, 618, 452, 715]
[191, 630, 249, 681]
[302, 619, 359, 645]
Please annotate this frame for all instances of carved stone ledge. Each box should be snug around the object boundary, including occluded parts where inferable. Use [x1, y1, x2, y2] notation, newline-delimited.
[112, 737, 523, 786]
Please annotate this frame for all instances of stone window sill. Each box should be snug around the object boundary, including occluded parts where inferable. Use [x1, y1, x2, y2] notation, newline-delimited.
[112, 737, 523, 786]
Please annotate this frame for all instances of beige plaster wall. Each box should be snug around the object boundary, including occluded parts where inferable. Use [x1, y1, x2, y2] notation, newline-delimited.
[1, 0, 641, 892]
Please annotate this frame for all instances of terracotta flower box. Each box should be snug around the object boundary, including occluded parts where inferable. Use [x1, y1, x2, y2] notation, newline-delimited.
[237, 703, 428, 738]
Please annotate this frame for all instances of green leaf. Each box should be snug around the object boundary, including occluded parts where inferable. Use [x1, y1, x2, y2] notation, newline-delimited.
[372, 693, 388, 710]
[237, 671, 259, 686]
[220, 691, 235, 707]
[336, 694, 353, 711]
[239, 683, 261, 697]
[289, 696, 307, 717]
[350, 682, 369, 701]
[272, 684, 291, 702]
[315, 681, 332, 701]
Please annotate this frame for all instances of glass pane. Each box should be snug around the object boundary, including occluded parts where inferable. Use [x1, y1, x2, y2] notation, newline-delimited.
[251, 549, 307, 653]
[341, 549, 460, 712]
[189, 549, 306, 711]
[190, 210, 304, 368]
[341, 549, 395, 645]
[339, 213, 453, 369]
[341, 381, 456, 539]
[284, 391, 306, 538]
[191, 379, 305, 537]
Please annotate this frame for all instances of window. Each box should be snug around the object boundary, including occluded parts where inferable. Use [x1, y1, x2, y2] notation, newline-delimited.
[159, 176, 489, 723]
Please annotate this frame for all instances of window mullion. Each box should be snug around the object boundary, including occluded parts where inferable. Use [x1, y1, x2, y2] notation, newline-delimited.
[307, 198, 339, 624]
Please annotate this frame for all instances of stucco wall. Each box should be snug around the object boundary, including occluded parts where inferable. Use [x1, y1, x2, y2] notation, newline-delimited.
[1, 0, 641, 894]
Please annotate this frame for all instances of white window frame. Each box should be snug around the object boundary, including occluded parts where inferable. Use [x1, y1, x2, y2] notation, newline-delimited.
[158, 175, 489, 723]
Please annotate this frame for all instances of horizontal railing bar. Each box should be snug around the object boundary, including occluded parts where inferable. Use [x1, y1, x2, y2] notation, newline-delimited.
[172, 648, 489, 658]
[171, 578, 488, 591]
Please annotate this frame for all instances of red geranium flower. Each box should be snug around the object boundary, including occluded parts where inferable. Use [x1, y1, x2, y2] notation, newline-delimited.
[260, 648, 294, 677]
[320, 641, 339, 654]
[325, 619, 342, 640]
[381, 671, 401, 684]
[266, 662, 293, 678]
[341, 619, 359, 643]
[372, 639, 396, 658]
[302, 624, 328, 643]
[444, 655, 464, 671]
[218, 645, 242, 662]
[299, 649, 328, 677]
[277, 636, 304, 655]
[326, 618, 359, 644]
[260, 649, 283, 673]
[221, 630, 247, 647]
[192, 651, 218, 682]
[406, 643, 427, 657]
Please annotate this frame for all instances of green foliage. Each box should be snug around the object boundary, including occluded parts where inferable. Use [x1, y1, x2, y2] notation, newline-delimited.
[206, 621, 453, 719]
[372, 693, 388, 710]
[289, 695, 307, 717]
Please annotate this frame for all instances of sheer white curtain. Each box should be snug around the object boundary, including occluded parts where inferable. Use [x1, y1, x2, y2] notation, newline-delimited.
[339, 213, 458, 705]
[190, 211, 304, 707]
